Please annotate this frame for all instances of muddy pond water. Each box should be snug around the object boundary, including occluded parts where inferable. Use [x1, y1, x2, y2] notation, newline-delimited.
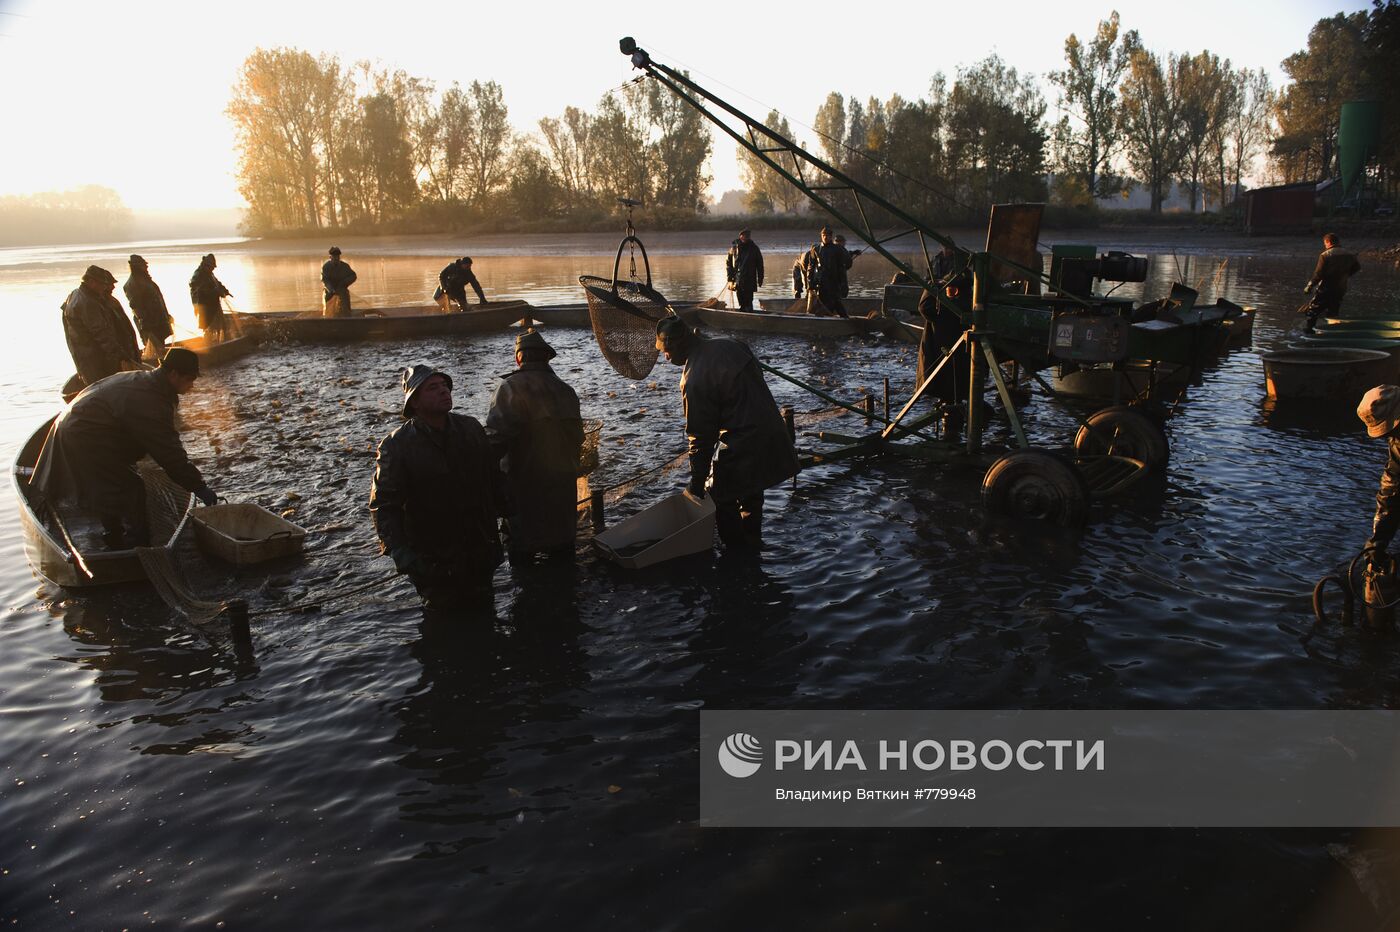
[3, 230, 1400, 928]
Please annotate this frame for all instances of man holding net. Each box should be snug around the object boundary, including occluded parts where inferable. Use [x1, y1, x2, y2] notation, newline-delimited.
[655, 317, 797, 550]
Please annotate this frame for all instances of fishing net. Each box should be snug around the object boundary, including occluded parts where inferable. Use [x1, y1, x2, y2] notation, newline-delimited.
[581, 230, 672, 380]
[136, 545, 235, 624]
[578, 418, 604, 477]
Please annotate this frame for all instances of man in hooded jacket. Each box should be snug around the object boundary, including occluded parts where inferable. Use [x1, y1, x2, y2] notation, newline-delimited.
[32, 347, 216, 548]
[189, 254, 231, 341]
[123, 255, 174, 361]
[486, 328, 584, 564]
[62, 265, 142, 388]
[655, 317, 798, 549]
[370, 364, 507, 609]
[725, 229, 764, 312]
[438, 257, 487, 310]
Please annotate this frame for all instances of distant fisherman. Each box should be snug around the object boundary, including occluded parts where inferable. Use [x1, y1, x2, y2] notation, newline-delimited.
[486, 329, 584, 565]
[31, 347, 216, 549]
[725, 228, 764, 312]
[438, 256, 487, 311]
[321, 246, 358, 317]
[655, 317, 798, 549]
[122, 255, 174, 363]
[1301, 232, 1361, 332]
[189, 254, 231, 343]
[801, 226, 849, 317]
[62, 265, 141, 389]
[371, 364, 507, 611]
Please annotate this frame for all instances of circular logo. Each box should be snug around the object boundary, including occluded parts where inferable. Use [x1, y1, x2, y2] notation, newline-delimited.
[717, 732, 763, 778]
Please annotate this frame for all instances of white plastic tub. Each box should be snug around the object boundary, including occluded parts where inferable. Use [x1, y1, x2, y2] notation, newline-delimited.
[594, 492, 716, 568]
[192, 503, 307, 565]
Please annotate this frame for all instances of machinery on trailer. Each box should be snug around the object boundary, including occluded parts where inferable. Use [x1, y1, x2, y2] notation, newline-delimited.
[589, 38, 1241, 525]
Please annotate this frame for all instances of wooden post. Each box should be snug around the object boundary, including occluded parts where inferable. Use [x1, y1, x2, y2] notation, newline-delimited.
[783, 406, 797, 487]
[883, 377, 891, 424]
[863, 394, 875, 425]
[590, 490, 606, 531]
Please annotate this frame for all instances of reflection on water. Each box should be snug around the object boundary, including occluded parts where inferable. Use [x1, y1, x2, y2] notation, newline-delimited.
[3, 234, 1400, 926]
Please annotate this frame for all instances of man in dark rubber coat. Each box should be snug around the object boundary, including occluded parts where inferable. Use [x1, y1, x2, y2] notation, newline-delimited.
[800, 226, 850, 317]
[321, 246, 358, 317]
[122, 255, 174, 362]
[62, 265, 142, 388]
[1302, 232, 1361, 332]
[725, 229, 764, 312]
[32, 347, 215, 548]
[371, 364, 506, 609]
[438, 257, 487, 310]
[655, 317, 797, 548]
[486, 328, 584, 565]
[916, 241, 973, 422]
[189, 254, 231, 341]
[1359, 385, 1400, 568]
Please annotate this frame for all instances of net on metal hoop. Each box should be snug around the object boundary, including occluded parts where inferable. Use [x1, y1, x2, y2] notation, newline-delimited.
[580, 220, 674, 380]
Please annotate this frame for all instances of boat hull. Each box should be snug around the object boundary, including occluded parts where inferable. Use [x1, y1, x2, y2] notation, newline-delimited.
[242, 301, 531, 343]
[14, 418, 195, 588]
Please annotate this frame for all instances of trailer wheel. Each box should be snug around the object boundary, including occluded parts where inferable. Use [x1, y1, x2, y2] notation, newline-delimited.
[981, 451, 1090, 527]
[1073, 405, 1169, 473]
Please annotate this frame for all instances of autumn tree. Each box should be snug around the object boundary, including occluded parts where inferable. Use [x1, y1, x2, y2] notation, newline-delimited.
[1048, 10, 1141, 203]
[944, 55, 1048, 209]
[1176, 51, 1232, 212]
[538, 106, 595, 212]
[643, 74, 712, 211]
[1121, 49, 1186, 212]
[1271, 12, 1367, 181]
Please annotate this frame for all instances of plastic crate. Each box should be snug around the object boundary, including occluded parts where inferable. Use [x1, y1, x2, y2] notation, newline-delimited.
[593, 492, 715, 568]
[192, 503, 307, 565]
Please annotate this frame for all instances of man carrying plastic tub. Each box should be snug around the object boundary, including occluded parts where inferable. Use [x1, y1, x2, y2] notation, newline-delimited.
[486, 329, 584, 566]
[655, 317, 798, 549]
[31, 347, 216, 549]
[371, 364, 507, 611]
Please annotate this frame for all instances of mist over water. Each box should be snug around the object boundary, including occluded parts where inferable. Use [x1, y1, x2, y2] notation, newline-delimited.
[3, 231, 1400, 928]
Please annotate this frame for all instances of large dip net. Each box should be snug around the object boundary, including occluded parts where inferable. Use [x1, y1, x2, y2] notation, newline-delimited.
[580, 205, 673, 380]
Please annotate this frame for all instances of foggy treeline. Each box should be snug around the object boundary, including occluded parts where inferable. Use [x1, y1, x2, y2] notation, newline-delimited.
[0, 186, 132, 247]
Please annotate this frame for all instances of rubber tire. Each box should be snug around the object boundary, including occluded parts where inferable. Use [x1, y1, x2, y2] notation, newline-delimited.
[1073, 405, 1169, 473]
[981, 450, 1091, 527]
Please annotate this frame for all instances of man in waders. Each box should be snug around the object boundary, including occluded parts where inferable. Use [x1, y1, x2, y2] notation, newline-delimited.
[655, 317, 798, 550]
[800, 226, 850, 317]
[123, 255, 174, 363]
[62, 265, 142, 389]
[438, 257, 487, 311]
[916, 241, 973, 434]
[189, 254, 231, 342]
[725, 229, 764, 312]
[31, 347, 216, 549]
[1359, 385, 1400, 567]
[1301, 232, 1361, 332]
[486, 329, 584, 566]
[321, 246, 357, 317]
[370, 365, 506, 611]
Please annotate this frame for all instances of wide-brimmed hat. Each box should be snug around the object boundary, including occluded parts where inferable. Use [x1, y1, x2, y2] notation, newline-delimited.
[161, 347, 200, 377]
[515, 327, 556, 360]
[1359, 385, 1400, 438]
[401, 364, 452, 418]
[83, 265, 116, 284]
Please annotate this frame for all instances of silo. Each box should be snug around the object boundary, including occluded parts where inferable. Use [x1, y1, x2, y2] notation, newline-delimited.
[1339, 100, 1381, 198]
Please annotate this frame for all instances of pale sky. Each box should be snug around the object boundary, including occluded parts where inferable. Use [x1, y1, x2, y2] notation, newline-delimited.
[0, 0, 1367, 211]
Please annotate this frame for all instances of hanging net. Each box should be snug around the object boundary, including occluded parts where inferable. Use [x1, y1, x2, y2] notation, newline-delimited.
[580, 223, 673, 380]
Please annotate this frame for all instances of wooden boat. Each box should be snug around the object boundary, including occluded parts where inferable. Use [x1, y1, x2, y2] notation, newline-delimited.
[679, 297, 889, 338]
[171, 333, 259, 367]
[514, 304, 593, 328]
[1261, 347, 1396, 402]
[13, 418, 196, 588]
[240, 300, 533, 343]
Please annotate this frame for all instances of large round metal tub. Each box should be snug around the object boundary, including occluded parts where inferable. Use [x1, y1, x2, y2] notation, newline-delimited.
[1262, 347, 1396, 402]
[1291, 335, 1400, 361]
[1317, 319, 1400, 334]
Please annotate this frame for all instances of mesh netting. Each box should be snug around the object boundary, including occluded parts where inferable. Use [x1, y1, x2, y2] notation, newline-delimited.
[580, 275, 671, 380]
[136, 545, 232, 623]
[578, 418, 603, 477]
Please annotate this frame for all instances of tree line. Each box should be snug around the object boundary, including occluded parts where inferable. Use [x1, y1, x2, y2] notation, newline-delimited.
[229, 4, 1399, 234]
[0, 186, 132, 247]
[228, 48, 710, 234]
